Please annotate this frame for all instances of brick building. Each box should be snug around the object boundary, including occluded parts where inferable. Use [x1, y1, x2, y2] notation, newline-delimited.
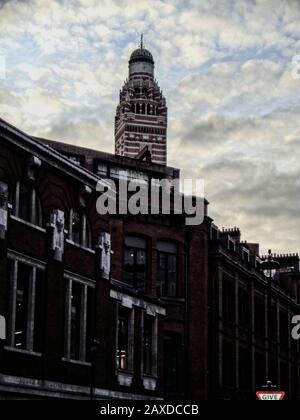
[0, 117, 209, 399]
[0, 44, 299, 400]
[209, 226, 300, 400]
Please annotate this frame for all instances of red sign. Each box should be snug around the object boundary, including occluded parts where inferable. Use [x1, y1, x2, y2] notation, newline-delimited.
[256, 391, 285, 400]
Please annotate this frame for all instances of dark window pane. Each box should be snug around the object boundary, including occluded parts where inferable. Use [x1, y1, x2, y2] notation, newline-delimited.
[143, 315, 153, 376]
[157, 241, 178, 298]
[85, 217, 92, 249]
[255, 297, 265, 338]
[223, 340, 236, 388]
[157, 253, 166, 297]
[71, 211, 81, 245]
[33, 269, 44, 353]
[167, 254, 177, 297]
[70, 282, 83, 360]
[33, 194, 43, 227]
[223, 279, 235, 323]
[164, 334, 179, 393]
[15, 263, 30, 349]
[124, 237, 147, 291]
[239, 346, 251, 390]
[239, 288, 249, 329]
[117, 307, 130, 370]
[124, 247, 135, 286]
[255, 352, 266, 388]
[86, 287, 93, 363]
[18, 183, 31, 223]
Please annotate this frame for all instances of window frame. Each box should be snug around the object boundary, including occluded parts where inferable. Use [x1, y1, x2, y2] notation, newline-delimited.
[116, 304, 134, 373]
[13, 181, 43, 228]
[68, 209, 92, 250]
[63, 273, 95, 365]
[142, 312, 158, 378]
[124, 236, 148, 292]
[6, 251, 45, 355]
[157, 241, 178, 298]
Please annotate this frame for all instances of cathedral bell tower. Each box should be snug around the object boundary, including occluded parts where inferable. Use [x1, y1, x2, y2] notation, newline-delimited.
[115, 36, 168, 165]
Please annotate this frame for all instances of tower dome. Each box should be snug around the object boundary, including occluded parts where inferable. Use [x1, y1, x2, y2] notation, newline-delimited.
[128, 36, 155, 78]
[129, 48, 154, 64]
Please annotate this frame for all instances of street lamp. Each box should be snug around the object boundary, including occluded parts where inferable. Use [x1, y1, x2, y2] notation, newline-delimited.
[260, 249, 280, 387]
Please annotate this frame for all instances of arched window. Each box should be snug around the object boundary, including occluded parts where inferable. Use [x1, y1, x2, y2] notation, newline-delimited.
[14, 181, 43, 227]
[68, 209, 92, 249]
[136, 103, 140, 114]
[124, 236, 147, 292]
[147, 104, 151, 115]
[157, 241, 178, 297]
[141, 103, 146, 115]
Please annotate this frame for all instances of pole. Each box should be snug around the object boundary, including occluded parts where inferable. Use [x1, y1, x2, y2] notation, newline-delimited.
[267, 271, 272, 382]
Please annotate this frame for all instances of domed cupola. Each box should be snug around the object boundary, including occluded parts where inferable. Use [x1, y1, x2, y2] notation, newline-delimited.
[129, 35, 155, 78]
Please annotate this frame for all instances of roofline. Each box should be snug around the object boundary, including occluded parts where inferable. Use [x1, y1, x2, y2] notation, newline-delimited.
[0, 117, 110, 190]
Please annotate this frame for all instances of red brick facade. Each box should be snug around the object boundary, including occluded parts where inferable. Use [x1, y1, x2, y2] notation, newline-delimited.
[0, 117, 299, 400]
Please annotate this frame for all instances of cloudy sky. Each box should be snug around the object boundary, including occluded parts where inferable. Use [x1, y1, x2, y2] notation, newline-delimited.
[1, 0, 300, 254]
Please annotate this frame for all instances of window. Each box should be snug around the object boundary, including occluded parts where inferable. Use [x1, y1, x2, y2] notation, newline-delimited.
[239, 346, 251, 390]
[117, 306, 133, 371]
[142, 313, 158, 379]
[280, 311, 289, 351]
[14, 181, 43, 227]
[222, 278, 235, 323]
[7, 255, 45, 353]
[254, 296, 265, 338]
[66, 154, 82, 166]
[238, 287, 249, 329]
[64, 276, 93, 363]
[68, 209, 92, 249]
[157, 241, 178, 298]
[255, 352, 266, 388]
[163, 334, 179, 393]
[223, 340, 236, 388]
[124, 236, 147, 292]
[110, 167, 128, 181]
[96, 162, 108, 177]
[143, 315, 154, 375]
[110, 167, 148, 185]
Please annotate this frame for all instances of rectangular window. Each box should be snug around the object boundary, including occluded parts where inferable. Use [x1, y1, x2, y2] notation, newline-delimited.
[67, 155, 82, 166]
[254, 296, 265, 338]
[280, 311, 289, 351]
[96, 162, 108, 177]
[223, 340, 236, 388]
[7, 255, 45, 353]
[238, 287, 249, 329]
[64, 275, 94, 363]
[117, 306, 133, 371]
[68, 210, 92, 249]
[255, 352, 266, 388]
[222, 278, 235, 323]
[157, 241, 178, 298]
[163, 334, 179, 393]
[239, 346, 251, 390]
[14, 182, 43, 227]
[143, 315, 154, 376]
[124, 236, 147, 292]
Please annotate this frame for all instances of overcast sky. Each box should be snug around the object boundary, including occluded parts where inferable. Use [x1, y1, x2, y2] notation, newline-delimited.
[1, 0, 300, 254]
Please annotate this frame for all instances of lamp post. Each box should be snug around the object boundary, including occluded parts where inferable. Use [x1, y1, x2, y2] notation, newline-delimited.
[260, 249, 280, 387]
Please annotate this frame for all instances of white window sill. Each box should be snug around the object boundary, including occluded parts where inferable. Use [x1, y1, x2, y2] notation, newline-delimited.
[142, 375, 157, 391]
[4, 346, 42, 357]
[66, 239, 95, 254]
[117, 371, 134, 387]
[10, 215, 46, 233]
[61, 357, 91, 367]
